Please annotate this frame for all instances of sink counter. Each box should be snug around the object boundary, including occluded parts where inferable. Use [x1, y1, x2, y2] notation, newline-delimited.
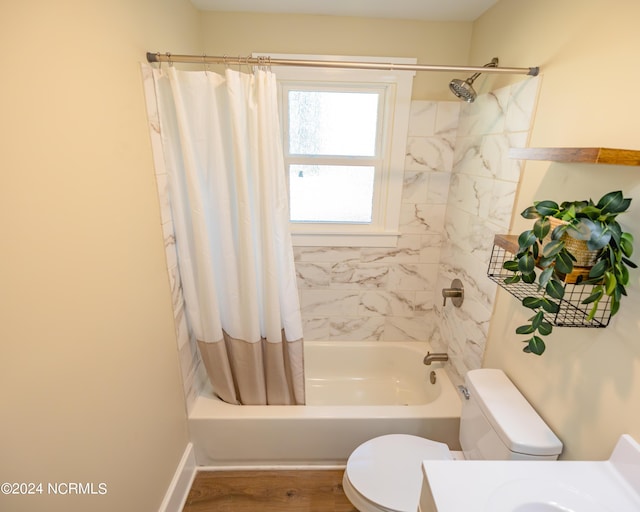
[419, 435, 640, 512]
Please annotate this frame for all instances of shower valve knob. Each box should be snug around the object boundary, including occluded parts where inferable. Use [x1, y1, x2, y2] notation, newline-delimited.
[442, 279, 464, 307]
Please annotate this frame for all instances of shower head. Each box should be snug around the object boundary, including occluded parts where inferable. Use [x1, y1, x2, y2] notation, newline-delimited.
[449, 58, 499, 103]
[449, 77, 479, 103]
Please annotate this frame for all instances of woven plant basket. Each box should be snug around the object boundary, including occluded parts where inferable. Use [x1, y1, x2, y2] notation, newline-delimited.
[544, 217, 601, 267]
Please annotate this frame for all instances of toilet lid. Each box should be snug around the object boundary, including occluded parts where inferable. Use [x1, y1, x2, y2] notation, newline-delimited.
[345, 434, 453, 512]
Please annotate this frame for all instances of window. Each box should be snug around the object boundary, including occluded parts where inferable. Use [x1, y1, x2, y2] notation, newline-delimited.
[259, 54, 415, 247]
[286, 87, 380, 224]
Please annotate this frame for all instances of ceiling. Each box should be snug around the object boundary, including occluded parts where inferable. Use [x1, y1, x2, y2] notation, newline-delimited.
[190, 0, 500, 22]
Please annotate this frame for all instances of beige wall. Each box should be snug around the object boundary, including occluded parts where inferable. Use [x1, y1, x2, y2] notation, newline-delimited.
[473, 0, 640, 460]
[0, 1, 200, 511]
[199, 12, 473, 100]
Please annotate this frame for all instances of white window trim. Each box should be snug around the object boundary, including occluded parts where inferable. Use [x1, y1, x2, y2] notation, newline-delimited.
[256, 53, 415, 247]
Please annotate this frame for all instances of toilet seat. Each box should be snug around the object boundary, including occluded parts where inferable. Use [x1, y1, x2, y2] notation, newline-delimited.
[343, 434, 453, 512]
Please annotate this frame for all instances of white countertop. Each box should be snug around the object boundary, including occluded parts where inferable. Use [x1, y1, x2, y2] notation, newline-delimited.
[420, 435, 640, 512]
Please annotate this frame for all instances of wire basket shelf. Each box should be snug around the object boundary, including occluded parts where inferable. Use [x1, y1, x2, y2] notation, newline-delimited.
[487, 240, 611, 328]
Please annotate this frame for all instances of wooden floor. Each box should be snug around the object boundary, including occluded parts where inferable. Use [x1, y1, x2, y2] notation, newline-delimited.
[182, 470, 358, 512]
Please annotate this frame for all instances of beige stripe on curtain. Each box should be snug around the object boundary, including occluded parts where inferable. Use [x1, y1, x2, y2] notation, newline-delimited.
[198, 331, 305, 405]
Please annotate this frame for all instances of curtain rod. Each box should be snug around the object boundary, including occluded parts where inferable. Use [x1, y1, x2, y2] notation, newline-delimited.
[146, 52, 539, 76]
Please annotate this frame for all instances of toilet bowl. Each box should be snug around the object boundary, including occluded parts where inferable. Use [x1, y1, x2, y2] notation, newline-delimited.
[342, 434, 457, 512]
[342, 369, 563, 512]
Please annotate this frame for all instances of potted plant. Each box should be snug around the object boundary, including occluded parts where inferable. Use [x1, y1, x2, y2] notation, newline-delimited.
[502, 190, 636, 355]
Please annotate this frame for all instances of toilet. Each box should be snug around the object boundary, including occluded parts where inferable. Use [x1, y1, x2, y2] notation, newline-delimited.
[342, 369, 563, 512]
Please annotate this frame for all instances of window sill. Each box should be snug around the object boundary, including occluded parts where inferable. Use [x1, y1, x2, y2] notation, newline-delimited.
[291, 231, 401, 248]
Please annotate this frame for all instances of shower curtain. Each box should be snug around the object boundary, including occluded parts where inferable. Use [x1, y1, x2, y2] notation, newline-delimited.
[152, 66, 305, 405]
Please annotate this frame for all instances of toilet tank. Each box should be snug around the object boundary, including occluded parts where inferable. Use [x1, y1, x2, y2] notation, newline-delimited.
[459, 369, 563, 461]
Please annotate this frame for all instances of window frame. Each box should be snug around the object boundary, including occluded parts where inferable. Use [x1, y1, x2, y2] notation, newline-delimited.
[257, 54, 416, 247]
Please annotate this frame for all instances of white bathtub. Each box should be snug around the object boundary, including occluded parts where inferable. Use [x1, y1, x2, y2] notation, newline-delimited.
[189, 341, 462, 467]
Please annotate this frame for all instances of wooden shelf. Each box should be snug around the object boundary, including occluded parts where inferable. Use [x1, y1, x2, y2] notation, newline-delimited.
[509, 147, 640, 166]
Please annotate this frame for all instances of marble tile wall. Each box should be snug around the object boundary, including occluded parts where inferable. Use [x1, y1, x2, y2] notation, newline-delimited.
[434, 77, 540, 384]
[295, 100, 461, 342]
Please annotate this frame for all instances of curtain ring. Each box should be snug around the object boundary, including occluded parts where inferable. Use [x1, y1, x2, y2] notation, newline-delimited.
[202, 54, 208, 75]
[165, 52, 173, 67]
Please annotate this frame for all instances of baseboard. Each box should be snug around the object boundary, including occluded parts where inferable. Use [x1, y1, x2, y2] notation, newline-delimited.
[158, 442, 197, 512]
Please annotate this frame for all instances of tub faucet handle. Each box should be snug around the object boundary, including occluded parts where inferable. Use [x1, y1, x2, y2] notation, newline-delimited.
[442, 278, 464, 307]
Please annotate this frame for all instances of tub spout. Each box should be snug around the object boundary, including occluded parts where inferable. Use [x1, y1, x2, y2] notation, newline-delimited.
[423, 352, 449, 365]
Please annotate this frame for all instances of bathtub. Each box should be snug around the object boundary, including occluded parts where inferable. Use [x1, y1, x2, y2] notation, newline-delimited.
[189, 341, 462, 467]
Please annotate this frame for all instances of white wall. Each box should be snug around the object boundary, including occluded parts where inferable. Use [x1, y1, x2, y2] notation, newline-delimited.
[473, 0, 640, 460]
[0, 1, 200, 510]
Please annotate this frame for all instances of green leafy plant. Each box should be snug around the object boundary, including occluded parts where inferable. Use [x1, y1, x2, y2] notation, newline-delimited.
[503, 190, 636, 355]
